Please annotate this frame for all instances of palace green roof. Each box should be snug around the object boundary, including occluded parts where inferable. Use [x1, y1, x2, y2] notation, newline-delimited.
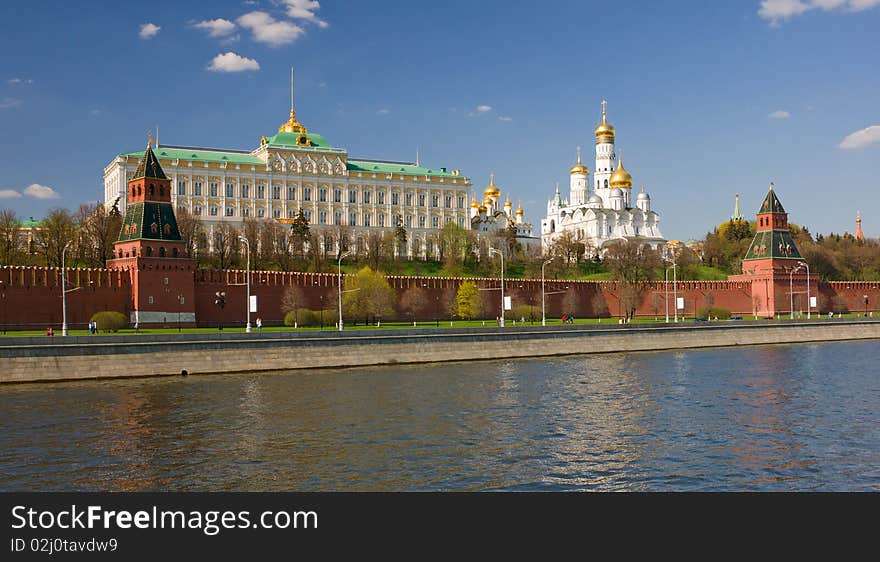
[263, 131, 334, 149]
[345, 160, 462, 178]
[122, 146, 263, 166]
[117, 201, 182, 243]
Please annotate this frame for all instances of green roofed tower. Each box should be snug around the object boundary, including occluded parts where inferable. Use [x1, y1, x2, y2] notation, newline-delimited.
[742, 182, 803, 263]
[107, 138, 196, 327]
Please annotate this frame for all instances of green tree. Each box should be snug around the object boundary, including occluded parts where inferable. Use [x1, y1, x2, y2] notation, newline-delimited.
[343, 266, 395, 323]
[455, 280, 482, 320]
[34, 208, 77, 267]
[394, 218, 407, 259]
[289, 208, 311, 261]
[439, 222, 474, 272]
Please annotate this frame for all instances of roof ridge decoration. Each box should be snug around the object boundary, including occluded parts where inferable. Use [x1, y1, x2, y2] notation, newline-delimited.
[132, 140, 168, 181]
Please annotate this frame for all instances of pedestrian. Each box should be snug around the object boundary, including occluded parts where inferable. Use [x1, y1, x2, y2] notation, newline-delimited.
[256, 317, 262, 332]
[46, 327, 53, 336]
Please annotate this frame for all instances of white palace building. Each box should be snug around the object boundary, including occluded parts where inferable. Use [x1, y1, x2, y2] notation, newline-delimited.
[103, 92, 535, 259]
[541, 101, 665, 254]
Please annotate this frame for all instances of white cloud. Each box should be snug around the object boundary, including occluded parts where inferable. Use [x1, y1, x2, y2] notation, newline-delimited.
[468, 104, 493, 116]
[0, 98, 21, 109]
[194, 18, 237, 37]
[89, 109, 101, 117]
[838, 125, 880, 149]
[282, 0, 329, 28]
[758, 0, 880, 25]
[0, 189, 22, 199]
[768, 109, 791, 119]
[207, 52, 261, 72]
[498, 115, 513, 122]
[377, 108, 390, 115]
[139, 23, 161, 39]
[237, 11, 304, 46]
[23, 184, 61, 199]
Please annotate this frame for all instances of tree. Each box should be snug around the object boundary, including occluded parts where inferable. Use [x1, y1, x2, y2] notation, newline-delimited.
[0, 209, 20, 265]
[289, 209, 310, 261]
[455, 280, 482, 320]
[213, 223, 240, 270]
[550, 230, 586, 268]
[439, 222, 475, 272]
[343, 266, 395, 323]
[394, 218, 407, 259]
[34, 208, 76, 267]
[176, 207, 203, 264]
[365, 230, 395, 271]
[604, 241, 660, 321]
[398, 286, 428, 321]
[77, 201, 122, 268]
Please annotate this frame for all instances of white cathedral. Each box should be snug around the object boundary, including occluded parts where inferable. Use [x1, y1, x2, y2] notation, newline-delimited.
[541, 101, 665, 255]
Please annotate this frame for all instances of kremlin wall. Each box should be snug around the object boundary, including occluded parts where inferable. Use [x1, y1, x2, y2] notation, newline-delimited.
[2, 264, 879, 330]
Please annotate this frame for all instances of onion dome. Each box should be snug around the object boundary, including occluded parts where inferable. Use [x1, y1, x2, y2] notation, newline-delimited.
[478, 204, 488, 214]
[611, 187, 624, 198]
[589, 193, 603, 205]
[637, 184, 650, 201]
[609, 158, 633, 188]
[470, 195, 480, 209]
[504, 196, 512, 209]
[515, 206, 525, 217]
[594, 100, 615, 142]
[483, 197, 493, 207]
[570, 146, 589, 175]
[483, 174, 501, 198]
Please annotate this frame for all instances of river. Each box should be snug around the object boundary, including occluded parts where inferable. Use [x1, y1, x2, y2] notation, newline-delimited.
[1, 340, 878, 491]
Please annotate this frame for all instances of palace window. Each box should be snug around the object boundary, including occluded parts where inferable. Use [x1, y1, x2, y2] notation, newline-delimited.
[287, 208, 295, 218]
[419, 215, 426, 229]
[194, 205, 202, 216]
[405, 214, 412, 228]
[378, 213, 385, 227]
[320, 210, 328, 224]
[225, 184, 234, 198]
[242, 184, 250, 198]
[257, 208, 265, 218]
[364, 190, 372, 204]
[272, 185, 281, 200]
[432, 216, 439, 229]
[419, 194, 426, 207]
[273, 208, 281, 218]
[319, 187, 327, 202]
[378, 191, 385, 205]
[210, 206, 218, 216]
[194, 182, 202, 196]
[457, 195, 463, 208]
[364, 214, 371, 227]
[257, 184, 265, 199]
[287, 186, 295, 200]
[324, 237, 335, 254]
[433, 195, 441, 208]
[349, 189, 357, 204]
[243, 207, 250, 217]
[334, 211, 342, 225]
[225, 206, 234, 216]
[303, 187, 312, 201]
[349, 211, 357, 226]
[304, 210, 311, 222]
[405, 193, 412, 207]
[458, 217, 464, 228]
[392, 192, 399, 206]
[426, 240, 434, 257]
[177, 181, 186, 196]
[392, 213, 400, 226]
[210, 182, 218, 197]
[333, 188, 341, 203]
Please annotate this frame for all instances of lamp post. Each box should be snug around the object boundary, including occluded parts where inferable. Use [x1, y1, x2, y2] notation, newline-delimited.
[541, 257, 555, 326]
[489, 247, 505, 327]
[801, 261, 810, 319]
[239, 236, 252, 333]
[338, 250, 352, 331]
[61, 240, 72, 336]
[1, 280, 5, 334]
[177, 294, 184, 332]
[789, 262, 804, 320]
[864, 295, 869, 317]
[665, 265, 674, 323]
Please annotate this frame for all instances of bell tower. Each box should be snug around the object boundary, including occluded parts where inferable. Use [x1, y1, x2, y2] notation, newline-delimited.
[107, 138, 196, 326]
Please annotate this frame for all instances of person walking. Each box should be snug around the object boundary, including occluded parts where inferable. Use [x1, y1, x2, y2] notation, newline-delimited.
[256, 317, 262, 332]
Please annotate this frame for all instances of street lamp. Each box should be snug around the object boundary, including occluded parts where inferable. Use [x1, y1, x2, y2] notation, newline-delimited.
[664, 265, 674, 323]
[489, 247, 505, 327]
[338, 250, 352, 331]
[239, 236, 252, 333]
[541, 256, 555, 326]
[789, 262, 805, 320]
[177, 294, 184, 332]
[666, 244, 679, 323]
[61, 240, 73, 336]
[800, 261, 811, 319]
[864, 294, 869, 317]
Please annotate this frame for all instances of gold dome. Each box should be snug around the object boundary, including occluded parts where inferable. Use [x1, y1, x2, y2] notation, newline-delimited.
[469, 196, 480, 209]
[570, 146, 589, 175]
[515, 206, 524, 216]
[279, 109, 307, 135]
[483, 174, 501, 198]
[609, 159, 633, 188]
[594, 99, 615, 142]
[478, 204, 488, 213]
[504, 197, 512, 208]
[483, 197, 494, 207]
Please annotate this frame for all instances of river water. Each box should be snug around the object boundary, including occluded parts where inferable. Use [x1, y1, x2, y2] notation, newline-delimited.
[1, 340, 878, 491]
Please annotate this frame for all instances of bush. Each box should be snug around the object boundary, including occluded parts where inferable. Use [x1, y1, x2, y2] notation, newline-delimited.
[284, 309, 331, 328]
[696, 307, 731, 320]
[511, 304, 540, 323]
[90, 311, 127, 332]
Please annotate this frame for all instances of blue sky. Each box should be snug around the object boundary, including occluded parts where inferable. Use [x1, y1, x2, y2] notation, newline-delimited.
[1, 0, 878, 240]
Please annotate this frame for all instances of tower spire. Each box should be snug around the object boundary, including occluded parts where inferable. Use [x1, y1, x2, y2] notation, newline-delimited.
[601, 99, 607, 123]
[290, 66, 295, 113]
[856, 210, 864, 241]
[732, 193, 743, 221]
[576, 145, 582, 164]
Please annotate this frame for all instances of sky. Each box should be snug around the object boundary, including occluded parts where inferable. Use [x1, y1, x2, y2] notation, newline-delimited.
[0, 0, 878, 240]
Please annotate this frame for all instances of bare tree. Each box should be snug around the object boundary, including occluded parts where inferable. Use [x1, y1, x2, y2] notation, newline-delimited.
[176, 207, 204, 264]
[213, 223, 241, 270]
[604, 241, 661, 321]
[0, 208, 20, 265]
[77, 201, 122, 268]
[398, 286, 428, 321]
[34, 208, 77, 267]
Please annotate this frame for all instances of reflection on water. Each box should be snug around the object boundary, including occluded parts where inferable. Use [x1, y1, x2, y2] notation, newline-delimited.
[1, 340, 878, 491]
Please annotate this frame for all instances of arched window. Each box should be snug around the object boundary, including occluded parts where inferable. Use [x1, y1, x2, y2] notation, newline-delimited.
[173, 248, 179, 258]
[149, 185, 154, 196]
[604, 180, 608, 189]
[146, 246, 153, 257]
[159, 247, 166, 257]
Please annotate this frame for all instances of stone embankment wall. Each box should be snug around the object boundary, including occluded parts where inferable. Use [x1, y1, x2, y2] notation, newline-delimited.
[2, 320, 878, 384]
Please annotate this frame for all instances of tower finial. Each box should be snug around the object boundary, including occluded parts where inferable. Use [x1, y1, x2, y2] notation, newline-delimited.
[769, 181, 774, 191]
[415, 147, 420, 166]
[490, 172, 495, 186]
[576, 145, 582, 163]
[601, 99, 607, 122]
[732, 193, 743, 221]
[856, 210, 864, 241]
[146, 131, 154, 148]
[290, 66, 295, 113]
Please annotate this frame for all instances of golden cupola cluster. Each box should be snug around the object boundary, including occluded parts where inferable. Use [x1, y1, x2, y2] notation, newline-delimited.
[504, 196, 512, 208]
[609, 158, 633, 188]
[569, 145, 589, 175]
[515, 202, 525, 216]
[470, 195, 480, 209]
[483, 174, 501, 198]
[594, 99, 615, 143]
[279, 108, 308, 135]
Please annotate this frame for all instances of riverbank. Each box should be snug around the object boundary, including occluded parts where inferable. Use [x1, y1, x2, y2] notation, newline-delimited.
[2, 319, 879, 384]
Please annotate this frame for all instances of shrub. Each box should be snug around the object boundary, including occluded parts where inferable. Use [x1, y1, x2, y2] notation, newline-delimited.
[511, 304, 540, 323]
[696, 307, 731, 320]
[90, 311, 127, 332]
[284, 309, 330, 328]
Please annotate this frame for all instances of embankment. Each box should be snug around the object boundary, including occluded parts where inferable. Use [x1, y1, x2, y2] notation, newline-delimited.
[1, 320, 879, 384]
